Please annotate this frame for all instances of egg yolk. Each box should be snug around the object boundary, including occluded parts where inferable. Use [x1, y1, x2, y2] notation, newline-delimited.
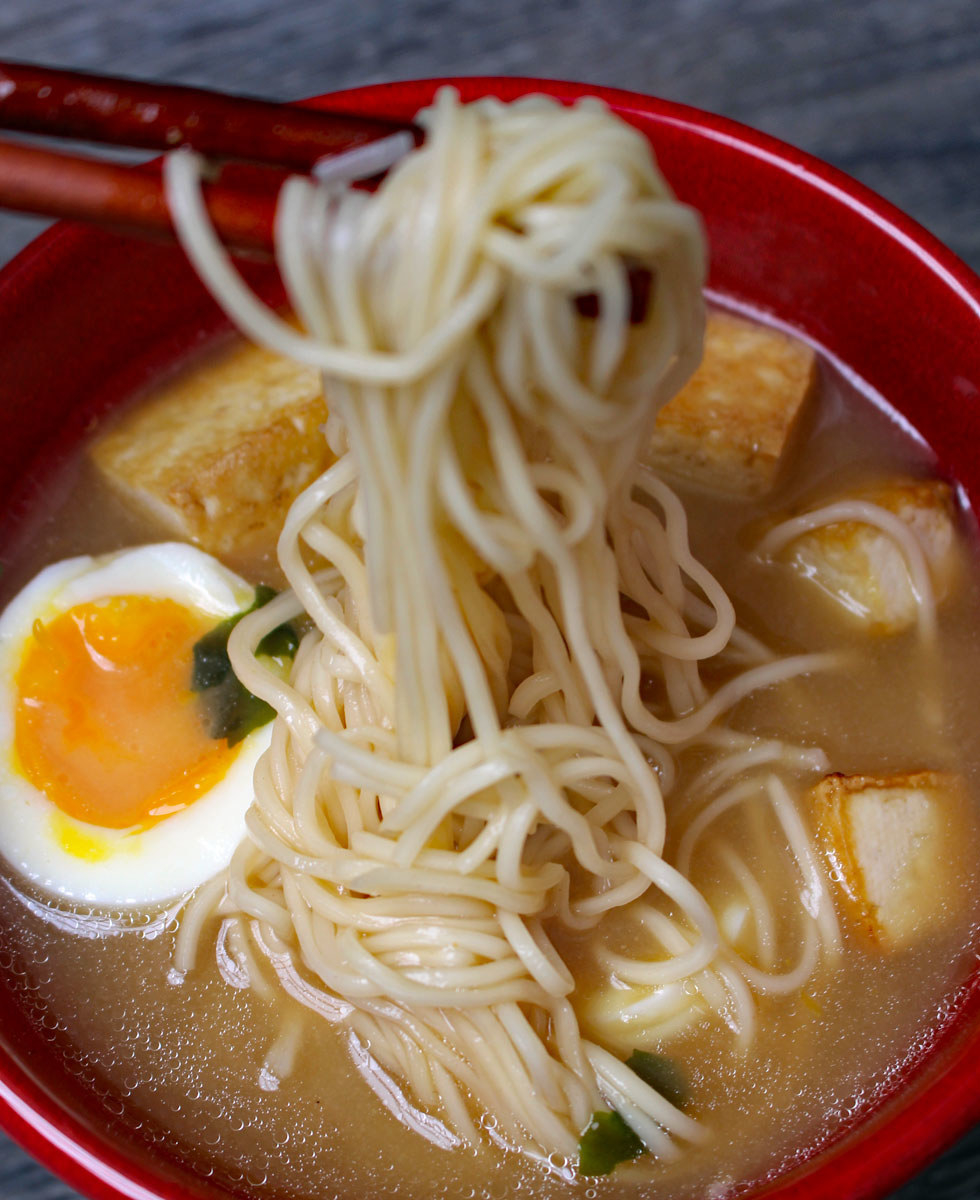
[14, 595, 240, 830]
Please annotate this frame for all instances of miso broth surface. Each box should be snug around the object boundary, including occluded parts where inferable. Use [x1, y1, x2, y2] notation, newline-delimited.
[1, 322, 980, 1200]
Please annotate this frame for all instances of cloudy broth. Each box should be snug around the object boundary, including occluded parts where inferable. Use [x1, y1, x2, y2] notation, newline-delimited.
[1, 320, 979, 1200]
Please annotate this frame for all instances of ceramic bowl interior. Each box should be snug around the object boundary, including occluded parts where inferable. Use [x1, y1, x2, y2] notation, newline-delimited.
[0, 76, 979, 1200]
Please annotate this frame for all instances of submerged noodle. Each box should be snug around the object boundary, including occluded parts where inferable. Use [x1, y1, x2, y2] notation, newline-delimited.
[165, 90, 838, 1163]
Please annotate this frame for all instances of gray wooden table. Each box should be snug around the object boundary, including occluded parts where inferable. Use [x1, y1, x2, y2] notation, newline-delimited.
[0, 1, 978, 1197]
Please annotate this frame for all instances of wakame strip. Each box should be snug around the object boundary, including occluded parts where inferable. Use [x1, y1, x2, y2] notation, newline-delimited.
[192, 585, 298, 744]
[625, 1050, 688, 1110]
[577, 1110, 645, 1176]
[577, 1051, 687, 1175]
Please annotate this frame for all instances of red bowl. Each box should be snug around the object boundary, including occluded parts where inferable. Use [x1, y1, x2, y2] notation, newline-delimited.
[0, 76, 979, 1200]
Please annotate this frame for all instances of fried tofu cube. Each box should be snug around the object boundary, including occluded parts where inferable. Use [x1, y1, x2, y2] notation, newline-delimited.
[810, 771, 969, 951]
[91, 340, 330, 560]
[784, 479, 958, 635]
[646, 311, 817, 497]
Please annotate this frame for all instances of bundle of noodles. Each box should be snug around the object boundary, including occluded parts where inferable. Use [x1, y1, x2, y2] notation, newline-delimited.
[165, 90, 837, 1166]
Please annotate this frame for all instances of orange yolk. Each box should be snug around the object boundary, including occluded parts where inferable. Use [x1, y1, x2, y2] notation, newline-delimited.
[14, 595, 239, 830]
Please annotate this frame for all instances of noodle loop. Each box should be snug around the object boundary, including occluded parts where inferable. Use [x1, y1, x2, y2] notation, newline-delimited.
[166, 89, 835, 1163]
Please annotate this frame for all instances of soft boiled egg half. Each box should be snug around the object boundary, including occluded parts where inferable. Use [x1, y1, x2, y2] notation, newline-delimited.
[0, 543, 274, 906]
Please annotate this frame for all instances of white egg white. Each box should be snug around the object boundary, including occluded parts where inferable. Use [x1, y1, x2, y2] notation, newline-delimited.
[0, 543, 273, 906]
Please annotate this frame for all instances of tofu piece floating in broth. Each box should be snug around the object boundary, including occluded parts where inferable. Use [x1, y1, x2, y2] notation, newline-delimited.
[810, 771, 969, 951]
[92, 340, 330, 560]
[645, 311, 817, 497]
[779, 479, 959, 635]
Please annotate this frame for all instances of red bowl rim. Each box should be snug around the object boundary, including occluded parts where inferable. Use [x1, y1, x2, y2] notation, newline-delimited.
[0, 74, 979, 1200]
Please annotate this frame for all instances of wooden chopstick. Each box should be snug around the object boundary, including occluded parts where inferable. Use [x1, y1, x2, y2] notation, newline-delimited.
[0, 135, 279, 254]
[0, 63, 652, 318]
[0, 63, 421, 257]
[0, 62, 418, 170]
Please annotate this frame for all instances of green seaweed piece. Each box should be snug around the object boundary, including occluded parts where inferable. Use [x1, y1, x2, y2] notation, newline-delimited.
[191, 585, 297, 744]
[201, 675, 276, 746]
[626, 1050, 687, 1110]
[576, 1050, 688, 1176]
[577, 1110, 645, 1176]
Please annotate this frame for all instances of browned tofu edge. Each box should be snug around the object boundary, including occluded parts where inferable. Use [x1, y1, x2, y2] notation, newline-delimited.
[89, 343, 330, 560]
[775, 476, 962, 635]
[646, 311, 818, 497]
[809, 770, 967, 949]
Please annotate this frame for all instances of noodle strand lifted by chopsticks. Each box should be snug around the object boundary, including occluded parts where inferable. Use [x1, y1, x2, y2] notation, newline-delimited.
[165, 89, 836, 1165]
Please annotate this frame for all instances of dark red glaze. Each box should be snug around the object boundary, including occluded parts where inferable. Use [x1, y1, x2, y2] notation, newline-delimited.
[0, 137, 280, 253]
[0, 62, 418, 257]
[0, 62, 411, 169]
[0, 77, 978, 1200]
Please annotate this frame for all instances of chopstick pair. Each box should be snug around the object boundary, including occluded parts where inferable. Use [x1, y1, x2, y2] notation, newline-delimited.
[0, 63, 653, 320]
[0, 62, 419, 255]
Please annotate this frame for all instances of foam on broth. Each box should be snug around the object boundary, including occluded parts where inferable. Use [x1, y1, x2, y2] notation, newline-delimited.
[0, 317, 979, 1200]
